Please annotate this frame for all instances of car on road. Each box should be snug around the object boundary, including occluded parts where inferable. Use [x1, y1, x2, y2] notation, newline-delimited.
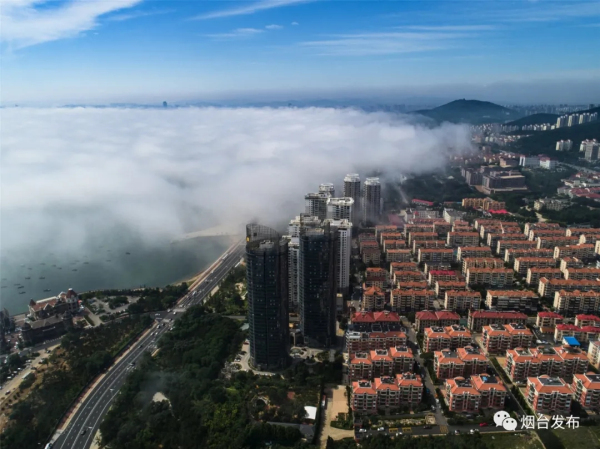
[431, 406, 436, 411]
[358, 429, 367, 433]
[80, 429, 86, 436]
[395, 432, 403, 436]
[470, 429, 479, 434]
[454, 430, 460, 435]
[479, 422, 488, 427]
[377, 427, 385, 431]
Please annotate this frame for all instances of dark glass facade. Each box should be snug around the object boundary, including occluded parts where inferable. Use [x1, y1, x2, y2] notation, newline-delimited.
[298, 224, 339, 347]
[246, 224, 289, 370]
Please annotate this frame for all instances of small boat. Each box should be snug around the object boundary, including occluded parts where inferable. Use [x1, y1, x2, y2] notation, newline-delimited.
[125, 252, 131, 255]
[58, 267, 62, 270]
[72, 269, 78, 272]
[14, 283, 20, 286]
[25, 277, 31, 280]
[19, 291, 26, 294]
[18, 286, 24, 289]
[43, 289, 51, 292]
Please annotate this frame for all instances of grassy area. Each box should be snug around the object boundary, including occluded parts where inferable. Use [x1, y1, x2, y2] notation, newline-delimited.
[551, 426, 600, 449]
[481, 432, 543, 449]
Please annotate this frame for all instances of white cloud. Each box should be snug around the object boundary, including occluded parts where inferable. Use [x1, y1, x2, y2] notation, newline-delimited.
[0, 106, 472, 255]
[193, 0, 314, 20]
[206, 28, 265, 39]
[265, 24, 283, 30]
[401, 25, 496, 31]
[291, 21, 299, 25]
[300, 31, 465, 56]
[0, 0, 142, 49]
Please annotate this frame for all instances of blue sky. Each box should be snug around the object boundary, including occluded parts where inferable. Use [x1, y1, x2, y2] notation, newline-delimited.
[2, 0, 600, 104]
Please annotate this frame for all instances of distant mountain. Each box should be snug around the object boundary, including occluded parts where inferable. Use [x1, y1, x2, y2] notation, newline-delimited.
[413, 99, 523, 124]
[505, 113, 559, 127]
[514, 121, 600, 158]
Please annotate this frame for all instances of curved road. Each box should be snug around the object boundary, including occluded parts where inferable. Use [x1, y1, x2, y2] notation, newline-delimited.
[52, 242, 246, 449]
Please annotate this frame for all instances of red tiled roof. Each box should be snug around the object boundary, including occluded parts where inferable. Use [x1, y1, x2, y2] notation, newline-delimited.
[538, 312, 563, 319]
[576, 314, 600, 322]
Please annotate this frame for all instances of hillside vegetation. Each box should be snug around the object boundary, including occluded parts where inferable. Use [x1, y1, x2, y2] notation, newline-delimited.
[414, 99, 522, 124]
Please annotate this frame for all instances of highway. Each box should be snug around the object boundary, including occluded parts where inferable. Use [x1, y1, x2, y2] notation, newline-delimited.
[51, 241, 246, 449]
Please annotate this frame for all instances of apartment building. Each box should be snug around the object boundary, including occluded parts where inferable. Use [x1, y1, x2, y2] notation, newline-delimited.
[349, 352, 373, 381]
[370, 349, 394, 378]
[576, 314, 600, 328]
[536, 311, 564, 330]
[487, 233, 526, 252]
[528, 229, 566, 241]
[559, 257, 584, 272]
[462, 257, 505, 275]
[567, 228, 600, 237]
[444, 377, 481, 412]
[579, 234, 600, 246]
[361, 243, 381, 264]
[539, 278, 600, 299]
[482, 323, 534, 354]
[435, 280, 467, 299]
[555, 325, 600, 344]
[396, 373, 425, 408]
[458, 346, 489, 376]
[467, 310, 528, 332]
[375, 225, 399, 240]
[365, 268, 388, 288]
[362, 286, 386, 310]
[415, 310, 461, 333]
[350, 310, 402, 329]
[389, 345, 416, 373]
[404, 224, 435, 236]
[588, 340, 600, 369]
[351, 380, 377, 414]
[485, 290, 539, 312]
[572, 373, 600, 410]
[391, 289, 435, 312]
[537, 236, 580, 249]
[554, 290, 600, 315]
[564, 268, 600, 281]
[497, 239, 537, 256]
[466, 267, 514, 287]
[417, 248, 454, 264]
[390, 261, 419, 273]
[471, 374, 508, 409]
[346, 331, 407, 356]
[379, 232, 404, 245]
[385, 249, 412, 262]
[393, 270, 425, 285]
[351, 374, 425, 415]
[505, 348, 542, 383]
[447, 232, 480, 247]
[424, 326, 451, 352]
[423, 262, 452, 275]
[555, 345, 589, 381]
[383, 239, 406, 252]
[428, 270, 461, 285]
[434, 349, 465, 379]
[457, 246, 492, 261]
[434, 346, 488, 379]
[554, 244, 595, 260]
[505, 248, 554, 263]
[397, 280, 428, 290]
[444, 290, 482, 312]
[514, 256, 556, 276]
[408, 232, 438, 247]
[434, 222, 453, 235]
[412, 239, 447, 254]
[526, 376, 573, 415]
[524, 222, 562, 236]
[527, 267, 563, 287]
[463, 198, 505, 211]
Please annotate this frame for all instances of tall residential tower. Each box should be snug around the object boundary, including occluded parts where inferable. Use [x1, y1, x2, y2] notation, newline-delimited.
[343, 174, 361, 224]
[363, 177, 382, 224]
[246, 224, 289, 370]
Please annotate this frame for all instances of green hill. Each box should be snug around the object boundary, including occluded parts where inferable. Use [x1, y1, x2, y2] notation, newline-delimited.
[505, 113, 559, 127]
[513, 120, 600, 160]
[414, 99, 523, 124]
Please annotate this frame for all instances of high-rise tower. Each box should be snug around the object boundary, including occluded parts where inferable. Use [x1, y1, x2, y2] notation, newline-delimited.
[323, 218, 352, 295]
[298, 224, 338, 347]
[319, 183, 335, 198]
[246, 224, 289, 370]
[305, 192, 329, 220]
[326, 197, 354, 221]
[363, 177, 382, 224]
[343, 174, 361, 224]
